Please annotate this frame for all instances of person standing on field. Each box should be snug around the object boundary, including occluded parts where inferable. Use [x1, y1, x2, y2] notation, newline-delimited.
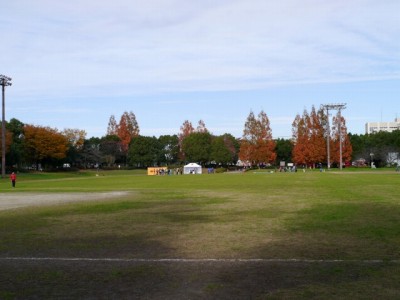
[10, 172, 16, 188]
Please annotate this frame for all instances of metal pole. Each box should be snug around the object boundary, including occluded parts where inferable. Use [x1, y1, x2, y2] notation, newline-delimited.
[321, 103, 346, 171]
[338, 108, 343, 170]
[1, 84, 5, 178]
[326, 108, 330, 169]
[0, 74, 12, 178]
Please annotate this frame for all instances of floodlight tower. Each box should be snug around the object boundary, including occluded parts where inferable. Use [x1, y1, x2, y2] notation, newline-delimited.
[321, 103, 347, 170]
[1, 74, 12, 178]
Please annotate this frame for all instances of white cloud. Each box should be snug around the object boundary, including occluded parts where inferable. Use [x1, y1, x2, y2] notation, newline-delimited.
[2, 0, 399, 137]
[3, 0, 399, 97]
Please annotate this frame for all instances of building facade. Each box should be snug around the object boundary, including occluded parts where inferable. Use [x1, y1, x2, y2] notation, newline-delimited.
[365, 118, 400, 134]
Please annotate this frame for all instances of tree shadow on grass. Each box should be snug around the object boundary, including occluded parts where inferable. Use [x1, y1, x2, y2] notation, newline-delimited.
[1, 259, 399, 299]
[220, 201, 400, 298]
[279, 201, 400, 260]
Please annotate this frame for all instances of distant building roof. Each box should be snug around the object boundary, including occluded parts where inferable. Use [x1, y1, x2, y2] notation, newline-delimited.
[365, 118, 400, 134]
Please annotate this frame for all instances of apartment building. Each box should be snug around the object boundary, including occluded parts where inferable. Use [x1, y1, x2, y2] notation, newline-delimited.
[365, 118, 400, 134]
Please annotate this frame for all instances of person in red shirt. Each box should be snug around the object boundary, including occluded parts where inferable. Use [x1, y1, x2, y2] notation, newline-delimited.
[10, 172, 16, 188]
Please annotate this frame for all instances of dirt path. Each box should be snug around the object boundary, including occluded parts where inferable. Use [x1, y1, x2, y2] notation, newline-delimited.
[0, 191, 130, 211]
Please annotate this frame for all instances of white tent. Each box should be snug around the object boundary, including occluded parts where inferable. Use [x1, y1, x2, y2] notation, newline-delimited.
[183, 163, 202, 174]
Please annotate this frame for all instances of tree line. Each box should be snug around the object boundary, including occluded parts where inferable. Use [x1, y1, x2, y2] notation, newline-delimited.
[1, 108, 399, 171]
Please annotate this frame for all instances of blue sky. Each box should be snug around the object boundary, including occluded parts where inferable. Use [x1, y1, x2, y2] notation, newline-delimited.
[2, 0, 399, 139]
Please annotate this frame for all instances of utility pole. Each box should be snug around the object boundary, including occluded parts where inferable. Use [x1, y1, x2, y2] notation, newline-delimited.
[325, 106, 331, 169]
[1, 74, 12, 178]
[321, 103, 347, 170]
[338, 106, 344, 170]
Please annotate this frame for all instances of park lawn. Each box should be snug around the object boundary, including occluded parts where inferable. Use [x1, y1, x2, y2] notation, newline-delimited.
[0, 170, 400, 298]
[1, 170, 400, 259]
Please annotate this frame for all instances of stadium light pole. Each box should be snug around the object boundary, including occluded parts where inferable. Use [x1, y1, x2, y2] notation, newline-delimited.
[1, 74, 12, 178]
[321, 103, 347, 170]
[325, 106, 331, 169]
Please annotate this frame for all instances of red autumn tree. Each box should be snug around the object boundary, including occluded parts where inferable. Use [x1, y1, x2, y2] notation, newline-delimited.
[117, 111, 140, 152]
[238, 111, 256, 164]
[292, 106, 327, 167]
[62, 128, 87, 150]
[178, 120, 195, 161]
[291, 112, 309, 165]
[239, 110, 276, 166]
[179, 120, 195, 137]
[23, 125, 68, 167]
[308, 106, 327, 165]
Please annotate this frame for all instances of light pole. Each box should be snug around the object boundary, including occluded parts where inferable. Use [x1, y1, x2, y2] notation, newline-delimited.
[338, 106, 343, 170]
[1, 74, 12, 178]
[321, 103, 346, 170]
[325, 107, 331, 169]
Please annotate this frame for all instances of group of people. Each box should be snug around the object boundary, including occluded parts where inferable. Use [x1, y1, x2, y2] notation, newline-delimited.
[155, 168, 169, 176]
[278, 166, 297, 172]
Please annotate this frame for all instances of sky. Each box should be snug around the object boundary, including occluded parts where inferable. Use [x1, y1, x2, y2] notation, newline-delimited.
[1, 0, 400, 139]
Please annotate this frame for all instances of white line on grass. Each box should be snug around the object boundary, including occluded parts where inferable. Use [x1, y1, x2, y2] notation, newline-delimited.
[1, 257, 399, 263]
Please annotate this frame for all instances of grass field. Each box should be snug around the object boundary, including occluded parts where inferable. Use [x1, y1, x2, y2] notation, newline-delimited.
[1, 169, 399, 299]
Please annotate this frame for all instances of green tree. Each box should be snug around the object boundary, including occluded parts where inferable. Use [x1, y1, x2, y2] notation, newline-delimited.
[348, 133, 364, 160]
[182, 132, 212, 165]
[62, 128, 87, 167]
[178, 120, 195, 162]
[211, 136, 232, 165]
[210, 134, 239, 166]
[128, 135, 160, 167]
[81, 137, 102, 168]
[100, 135, 123, 167]
[368, 131, 397, 167]
[158, 135, 179, 165]
[349, 130, 400, 167]
[275, 138, 293, 163]
[5, 118, 24, 168]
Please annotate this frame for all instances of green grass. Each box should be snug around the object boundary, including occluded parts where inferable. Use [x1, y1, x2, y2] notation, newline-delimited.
[1, 170, 400, 259]
[1, 169, 400, 298]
